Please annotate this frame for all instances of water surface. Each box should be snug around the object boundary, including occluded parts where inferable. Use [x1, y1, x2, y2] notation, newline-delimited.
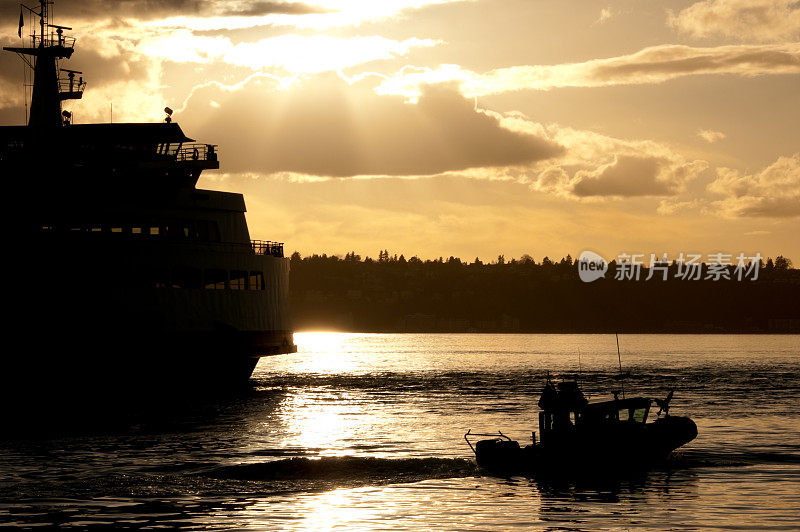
[1, 334, 799, 529]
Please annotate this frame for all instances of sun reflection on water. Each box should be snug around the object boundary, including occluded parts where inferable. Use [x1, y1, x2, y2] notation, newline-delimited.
[289, 332, 374, 373]
[277, 391, 364, 455]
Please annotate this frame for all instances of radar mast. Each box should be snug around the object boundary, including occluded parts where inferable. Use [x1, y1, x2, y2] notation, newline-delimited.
[3, 0, 86, 128]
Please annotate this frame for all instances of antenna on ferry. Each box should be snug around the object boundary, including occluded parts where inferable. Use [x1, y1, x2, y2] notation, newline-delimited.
[616, 332, 625, 399]
[164, 107, 173, 123]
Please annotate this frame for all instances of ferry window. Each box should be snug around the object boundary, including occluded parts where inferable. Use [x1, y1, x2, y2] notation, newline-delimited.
[618, 408, 630, 421]
[149, 226, 160, 236]
[183, 224, 193, 239]
[132, 226, 143, 235]
[249, 271, 264, 290]
[569, 412, 577, 425]
[204, 269, 227, 290]
[111, 226, 123, 233]
[173, 268, 202, 289]
[90, 225, 103, 232]
[41, 225, 54, 231]
[230, 271, 247, 290]
[633, 408, 647, 423]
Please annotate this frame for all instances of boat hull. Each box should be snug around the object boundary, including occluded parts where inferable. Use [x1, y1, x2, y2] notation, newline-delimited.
[474, 416, 698, 474]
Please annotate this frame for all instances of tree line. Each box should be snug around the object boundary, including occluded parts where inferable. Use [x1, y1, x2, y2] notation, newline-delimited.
[288, 251, 799, 333]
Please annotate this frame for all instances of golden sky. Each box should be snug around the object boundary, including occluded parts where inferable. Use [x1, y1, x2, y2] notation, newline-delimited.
[1, 0, 798, 261]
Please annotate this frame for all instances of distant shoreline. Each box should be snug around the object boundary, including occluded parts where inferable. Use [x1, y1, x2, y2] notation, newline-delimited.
[289, 254, 800, 335]
[292, 329, 800, 335]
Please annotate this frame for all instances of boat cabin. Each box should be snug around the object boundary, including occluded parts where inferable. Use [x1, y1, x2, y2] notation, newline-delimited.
[537, 380, 651, 444]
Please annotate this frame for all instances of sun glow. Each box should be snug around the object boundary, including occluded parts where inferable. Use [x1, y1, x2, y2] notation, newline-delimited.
[137, 31, 437, 74]
[282, 332, 384, 374]
[295, 331, 351, 354]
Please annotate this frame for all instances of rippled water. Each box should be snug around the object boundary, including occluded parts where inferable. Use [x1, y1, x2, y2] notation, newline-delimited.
[1, 334, 799, 530]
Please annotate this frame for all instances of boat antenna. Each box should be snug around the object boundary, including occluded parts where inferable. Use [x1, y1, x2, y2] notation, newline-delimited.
[616, 332, 625, 399]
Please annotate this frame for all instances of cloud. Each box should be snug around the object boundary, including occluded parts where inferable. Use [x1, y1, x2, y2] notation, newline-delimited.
[0, 0, 205, 22]
[668, 0, 800, 42]
[138, 0, 464, 31]
[707, 154, 800, 217]
[657, 198, 703, 215]
[490, 116, 710, 200]
[1, 0, 463, 31]
[0, 0, 326, 22]
[375, 43, 800, 98]
[595, 8, 613, 25]
[221, 1, 330, 16]
[196, 89, 706, 200]
[0, 38, 24, 108]
[177, 75, 563, 177]
[0, 33, 159, 120]
[697, 129, 726, 143]
[570, 156, 708, 198]
[528, 166, 572, 197]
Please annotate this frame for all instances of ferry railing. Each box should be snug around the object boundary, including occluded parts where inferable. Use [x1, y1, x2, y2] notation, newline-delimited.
[175, 144, 219, 163]
[58, 77, 86, 94]
[37, 227, 288, 258]
[33, 33, 76, 50]
[252, 240, 284, 258]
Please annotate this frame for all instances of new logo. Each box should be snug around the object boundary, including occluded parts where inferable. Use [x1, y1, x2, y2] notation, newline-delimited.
[578, 250, 608, 282]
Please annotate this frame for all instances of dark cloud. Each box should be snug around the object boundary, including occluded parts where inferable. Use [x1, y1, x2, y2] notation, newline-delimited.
[0, 37, 19, 85]
[0, 0, 199, 22]
[571, 155, 706, 197]
[572, 156, 671, 197]
[0, 105, 24, 126]
[591, 45, 800, 82]
[727, 197, 800, 217]
[0, 35, 152, 109]
[178, 76, 563, 177]
[222, 2, 330, 16]
[0, 0, 324, 23]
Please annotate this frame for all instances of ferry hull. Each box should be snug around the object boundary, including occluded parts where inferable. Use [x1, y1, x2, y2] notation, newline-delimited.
[4, 231, 297, 408]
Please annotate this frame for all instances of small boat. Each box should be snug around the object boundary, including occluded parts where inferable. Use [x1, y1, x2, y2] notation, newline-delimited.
[465, 378, 697, 473]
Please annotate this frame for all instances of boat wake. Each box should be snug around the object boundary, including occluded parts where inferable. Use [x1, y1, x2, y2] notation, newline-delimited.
[669, 449, 800, 469]
[204, 456, 478, 487]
